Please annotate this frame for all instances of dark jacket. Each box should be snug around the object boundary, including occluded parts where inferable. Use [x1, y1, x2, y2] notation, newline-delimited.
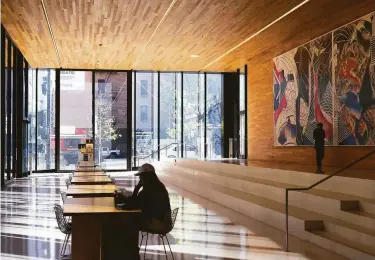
[313, 127, 325, 148]
[133, 178, 171, 221]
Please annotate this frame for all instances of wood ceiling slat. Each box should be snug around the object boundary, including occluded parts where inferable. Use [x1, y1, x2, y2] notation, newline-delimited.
[134, 0, 304, 71]
[1, 0, 59, 67]
[3, 0, 373, 71]
[43, 0, 171, 69]
[205, 0, 375, 72]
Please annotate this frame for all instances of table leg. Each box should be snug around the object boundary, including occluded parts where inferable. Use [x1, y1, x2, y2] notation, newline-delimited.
[101, 214, 140, 260]
[71, 215, 102, 260]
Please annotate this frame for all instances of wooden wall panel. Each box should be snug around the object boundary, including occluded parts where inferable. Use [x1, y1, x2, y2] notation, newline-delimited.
[227, 0, 375, 171]
[247, 58, 375, 171]
[1, 0, 59, 67]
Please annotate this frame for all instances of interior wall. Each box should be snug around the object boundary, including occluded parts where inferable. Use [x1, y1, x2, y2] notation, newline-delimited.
[247, 1, 375, 170]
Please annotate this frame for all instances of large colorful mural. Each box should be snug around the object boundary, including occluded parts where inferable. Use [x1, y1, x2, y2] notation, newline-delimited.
[273, 12, 375, 146]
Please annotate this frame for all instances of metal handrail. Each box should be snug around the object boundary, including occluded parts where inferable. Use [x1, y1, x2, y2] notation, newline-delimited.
[134, 143, 180, 166]
[285, 149, 375, 251]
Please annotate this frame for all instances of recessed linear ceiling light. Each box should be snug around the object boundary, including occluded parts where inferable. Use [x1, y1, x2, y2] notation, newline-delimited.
[201, 0, 310, 70]
[131, 0, 178, 69]
[41, 0, 61, 66]
[190, 54, 200, 58]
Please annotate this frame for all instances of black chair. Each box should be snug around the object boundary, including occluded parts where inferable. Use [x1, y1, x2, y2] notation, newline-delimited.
[61, 192, 67, 204]
[54, 204, 72, 258]
[60, 192, 72, 223]
[140, 208, 179, 260]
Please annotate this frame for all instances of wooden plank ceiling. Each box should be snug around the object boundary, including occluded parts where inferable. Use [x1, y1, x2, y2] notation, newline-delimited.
[2, 0, 374, 71]
[205, 0, 375, 72]
[1, 0, 59, 67]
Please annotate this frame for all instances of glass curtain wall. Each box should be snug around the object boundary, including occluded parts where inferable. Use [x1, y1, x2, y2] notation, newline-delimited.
[134, 72, 157, 165]
[199, 73, 205, 159]
[176, 73, 182, 158]
[160, 73, 178, 159]
[95, 71, 128, 170]
[37, 69, 56, 170]
[132, 71, 224, 166]
[239, 66, 247, 158]
[206, 74, 223, 159]
[183, 73, 201, 159]
[59, 71, 92, 170]
[2, 28, 35, 183]
[22, 61, 28, 174]
[3, 66, 229, 175]
[28, 68, 36, 172]
[9, 44, 14, 176]
[152, 73, 158, 160]
[3, 34, 9, 182]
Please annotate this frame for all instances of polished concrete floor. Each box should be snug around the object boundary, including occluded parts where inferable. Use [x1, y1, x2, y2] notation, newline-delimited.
[1, 173, 347, 260]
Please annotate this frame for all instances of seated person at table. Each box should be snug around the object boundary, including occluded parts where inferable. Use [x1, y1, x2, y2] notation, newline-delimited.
[132, 163, 171, 232]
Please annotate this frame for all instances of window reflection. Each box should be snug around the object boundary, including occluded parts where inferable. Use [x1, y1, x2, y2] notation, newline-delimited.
[183, 73, 200, 159]
[95, 71, 128, 170]
[206, 74, 223, 159]
[135, 72, 156, 165]
[37, 69, 55, 170]
[60, 71, 91, 170]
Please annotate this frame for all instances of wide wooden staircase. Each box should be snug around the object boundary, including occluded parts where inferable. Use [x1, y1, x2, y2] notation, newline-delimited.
[155, 159, 375, 260]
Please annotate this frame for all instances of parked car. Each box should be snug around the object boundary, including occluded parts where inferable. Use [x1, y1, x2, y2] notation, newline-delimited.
[62, 150, 79, 165]
[102, 147, 121, 159]
[161, 144, 197, 158]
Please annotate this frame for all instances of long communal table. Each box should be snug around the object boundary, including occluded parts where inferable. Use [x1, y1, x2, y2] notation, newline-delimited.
[75, 166, 102, 172]
[66, 184, 117, 198]
[74, 171, 107, 177]
[64, 197, 141, 259]
[64, 165, 141, 259]
[71, 176, 112, 185]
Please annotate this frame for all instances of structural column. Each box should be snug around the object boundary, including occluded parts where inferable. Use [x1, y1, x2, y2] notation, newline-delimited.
[222, 72, 240, 158]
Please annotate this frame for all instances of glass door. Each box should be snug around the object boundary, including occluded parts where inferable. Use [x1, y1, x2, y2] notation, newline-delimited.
[95, 71, 128, 170]
[59, 70, 91, 170]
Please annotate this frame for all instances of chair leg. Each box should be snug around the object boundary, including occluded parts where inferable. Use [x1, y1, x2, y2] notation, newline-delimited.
[140, 232, 143, 247]
[160, 235, 168, 260]
[140, 232, 147, 247]
[60, 234, 68, 258]
[144, 233, 149, 260]
[67, 233, 72, 256]
[66, 233, 71, 255]
[165, 235, 175, 260]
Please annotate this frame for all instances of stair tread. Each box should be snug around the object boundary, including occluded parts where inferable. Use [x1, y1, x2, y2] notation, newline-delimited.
[173, 165, 375, 204]
[162, 171, 375, 236]
[304, 189, 375, 204]
[162, 170, 321, 221]
[347, 210, 375, 220]
[214, 181, 375, 236]
[311, 230, 375, 257]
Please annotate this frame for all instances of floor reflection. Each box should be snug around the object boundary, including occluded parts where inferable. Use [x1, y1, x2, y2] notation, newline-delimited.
[1, 173, 345, 260]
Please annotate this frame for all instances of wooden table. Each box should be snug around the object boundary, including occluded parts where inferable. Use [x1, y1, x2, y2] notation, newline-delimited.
[64, 197, 141, 260]
[66, 185, 117, 197]
[71, 176, 112, 185]
[74, 171, 106, 177]
[76, 167, 102, 172]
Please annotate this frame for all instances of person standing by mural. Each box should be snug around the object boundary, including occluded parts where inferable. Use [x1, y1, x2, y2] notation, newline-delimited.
[313, 123, 325, 174]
